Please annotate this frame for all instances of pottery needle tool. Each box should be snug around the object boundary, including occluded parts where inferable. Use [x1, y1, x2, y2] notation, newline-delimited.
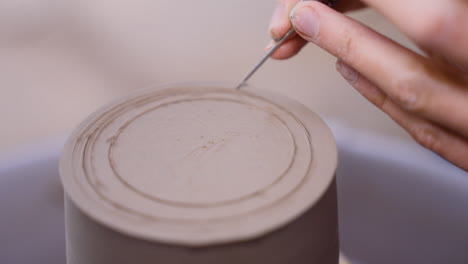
[235, 0, 338, 90]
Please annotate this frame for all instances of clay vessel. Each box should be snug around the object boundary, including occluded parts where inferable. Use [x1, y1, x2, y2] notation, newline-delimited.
[60, 83, 338, 264]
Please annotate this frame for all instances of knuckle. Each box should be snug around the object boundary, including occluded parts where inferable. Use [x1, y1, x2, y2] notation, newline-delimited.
[373, 92, 389, 110]
[335, 33, 355, 61]
[411, 124, 440, 152]
[391, 75, 425, 111]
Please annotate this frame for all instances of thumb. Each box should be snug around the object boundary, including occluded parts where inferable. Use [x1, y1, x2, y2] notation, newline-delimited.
[289, 1, 324, 42]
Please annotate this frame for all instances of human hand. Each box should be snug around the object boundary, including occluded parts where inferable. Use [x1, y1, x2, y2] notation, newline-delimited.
[268, 0, 468, 171]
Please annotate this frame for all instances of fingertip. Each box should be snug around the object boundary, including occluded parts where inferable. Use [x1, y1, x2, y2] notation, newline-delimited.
[269, 21, 292, 42]
[271, 51, 294, 60]
[269, 0, 300, 41]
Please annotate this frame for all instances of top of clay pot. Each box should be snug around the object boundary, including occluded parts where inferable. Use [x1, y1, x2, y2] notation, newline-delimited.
[60, 83, 336, 246]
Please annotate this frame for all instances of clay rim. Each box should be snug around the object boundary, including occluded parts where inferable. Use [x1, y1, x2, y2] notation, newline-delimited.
[59, 82, 338, 246]
[79, 88, 306, 222]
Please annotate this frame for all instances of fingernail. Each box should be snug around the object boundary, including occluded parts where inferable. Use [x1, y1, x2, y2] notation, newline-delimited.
[336, 60, 358, 84]
[290, 3, 319, 39]
[270, 3, 286, 41]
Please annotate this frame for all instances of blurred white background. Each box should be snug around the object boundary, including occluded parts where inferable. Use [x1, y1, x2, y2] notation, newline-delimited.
[0, 0, 414, 152]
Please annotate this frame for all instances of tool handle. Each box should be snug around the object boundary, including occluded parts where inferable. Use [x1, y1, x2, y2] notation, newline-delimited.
[319, 0, 338, 7]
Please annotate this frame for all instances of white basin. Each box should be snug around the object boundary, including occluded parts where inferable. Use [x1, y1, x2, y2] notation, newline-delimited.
[1, 123, 467, 264]
[330, 122, 468, 264]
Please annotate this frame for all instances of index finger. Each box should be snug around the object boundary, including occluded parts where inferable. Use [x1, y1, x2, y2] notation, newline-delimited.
[269, 0, 301, 41]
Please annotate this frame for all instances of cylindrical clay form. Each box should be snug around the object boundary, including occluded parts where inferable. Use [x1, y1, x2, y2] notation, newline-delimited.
[60, 83, 338, 264]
